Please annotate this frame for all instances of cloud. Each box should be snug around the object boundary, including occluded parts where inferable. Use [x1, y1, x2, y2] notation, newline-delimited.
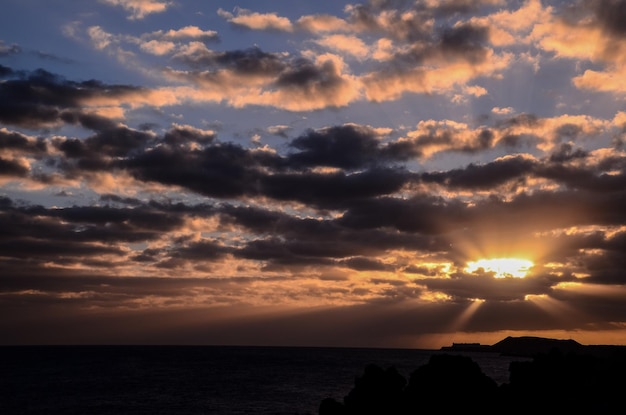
[287, 124, 390, 170]
[166, 49, 361, 111]
[343, 2, 433, 41]
[0, 41, 21, 56]
[296, 14, 350, 33]
[4, 1, 626, 347]
[0, 68, 147, 128]
[573, 66, 626, 94]
[77, 0, 626, 112]
[313, 34, 372, 59]
[99, 0, 173, 20]
[470, 0, 548, 46]
[79, 1, 535, 109]
[492, 106, 514, 115]
[0, 128, 47, 155]
[421, 155, 536, 190]
[267, 125, 292, 138]
[159, 26, 219, 41]
[218, 7, 293, 32]
[139, 39, 176, 55]
[137, 26, 219, 55]
[172, 44, 285, 75]
[362, 23, 512, 101]
[529, 0, 626, 95]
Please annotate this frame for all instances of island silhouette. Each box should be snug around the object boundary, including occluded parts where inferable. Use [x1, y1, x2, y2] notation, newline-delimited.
[319, 336, 626, 414]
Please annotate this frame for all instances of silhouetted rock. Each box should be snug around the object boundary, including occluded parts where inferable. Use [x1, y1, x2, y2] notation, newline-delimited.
[319, 397, 346, 415]
[319, 337, 626, 415]
[342, 364, 406, 415]
[404, 354, 499, 413]
[319, 354, 498, 415]
[501, 347, 626, 412]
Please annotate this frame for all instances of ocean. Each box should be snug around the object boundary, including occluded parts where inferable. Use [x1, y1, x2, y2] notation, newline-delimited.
[0, 345, 529, 415]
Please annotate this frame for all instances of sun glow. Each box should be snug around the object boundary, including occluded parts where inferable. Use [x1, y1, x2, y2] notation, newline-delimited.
[465, 258, 534, 278]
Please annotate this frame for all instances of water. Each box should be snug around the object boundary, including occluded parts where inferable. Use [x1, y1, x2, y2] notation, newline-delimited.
[0, 346, 528, 415]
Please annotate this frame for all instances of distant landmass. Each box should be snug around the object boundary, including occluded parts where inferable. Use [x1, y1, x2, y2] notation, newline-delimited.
[440, 336, 626, 357]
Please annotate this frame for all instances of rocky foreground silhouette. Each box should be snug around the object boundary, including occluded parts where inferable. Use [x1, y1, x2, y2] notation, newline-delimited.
[319, 337, 626, 414]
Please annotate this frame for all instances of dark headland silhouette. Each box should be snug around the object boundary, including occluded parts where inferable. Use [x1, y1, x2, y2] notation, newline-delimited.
[319, 336, 626, 414]
[441, 335, 626, 357]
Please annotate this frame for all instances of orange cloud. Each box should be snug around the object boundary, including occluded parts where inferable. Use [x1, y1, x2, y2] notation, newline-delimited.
[314, 34, 371, 59]
[363, 49, 511, 101]
[471, 0, 548, 46]
[296, 14, 350, 33]
[139, 39, 176, 55]
[218, 7, 293, 32]
[529, 0, 626, 95]
[99, 0, 172, 20]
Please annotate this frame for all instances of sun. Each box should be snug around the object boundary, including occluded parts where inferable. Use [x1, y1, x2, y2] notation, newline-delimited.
[465, 258, 534, 278]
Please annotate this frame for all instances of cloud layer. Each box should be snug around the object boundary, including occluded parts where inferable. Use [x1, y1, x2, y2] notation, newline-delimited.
[2, 0, 626, 348]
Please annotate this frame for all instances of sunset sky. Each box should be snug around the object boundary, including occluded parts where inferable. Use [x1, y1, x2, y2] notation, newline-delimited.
[2, 0, 626, 349]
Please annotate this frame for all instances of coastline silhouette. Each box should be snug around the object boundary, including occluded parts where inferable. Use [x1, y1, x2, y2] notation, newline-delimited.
[319, 336, 626, 414]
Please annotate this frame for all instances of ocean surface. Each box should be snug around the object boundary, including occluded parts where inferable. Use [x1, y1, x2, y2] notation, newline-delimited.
[0, 345, 529, 415]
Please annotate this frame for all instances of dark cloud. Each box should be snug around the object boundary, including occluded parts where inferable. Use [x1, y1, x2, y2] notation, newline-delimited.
[592, 0, 626, 36]
[0, 201, 198, 283]
[219, 204, 444, 257]
[99, 194, 144, 206]
[535, 229, 626, 287]
[438, 23, 489, 63]
[237, 238, 334, 267]
[424, 272, 559, 302]
[495, 113, 541, 129]
[112, 125, 412, 205]
[0, 64, 14, 77]
[215, 47, 286, 75]
[0, 157, 29, 176]
[124, 141, 273, 198]
[337, 195, 463, 234]
[53, 127, 157, 181]
[53, 205, 184, 232]
[431, 0, 497, 16]
[345, 1, 432, 41]
[0, 129, 47, 154]
[60, 110, 119, 132]
[549, 143, 589, 162]
[163, 125, 216, 146]
[421, 156, 535, 189]
[176, 46, 286, 76]
[260, 167, 411, 208]
[537, 162, 626, 193]
[0, 237, 124, 259]
[0, 202, 183, 248]
[0, 67, 143, 128]
[381, 127, 495, 159]
[288, 124, 384, 169]
[554, 123, 583, 141]
[272, 56, 349, 101]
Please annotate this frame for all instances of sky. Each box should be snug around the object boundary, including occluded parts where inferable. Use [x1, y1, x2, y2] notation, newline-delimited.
[1, 0, 626, 349]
